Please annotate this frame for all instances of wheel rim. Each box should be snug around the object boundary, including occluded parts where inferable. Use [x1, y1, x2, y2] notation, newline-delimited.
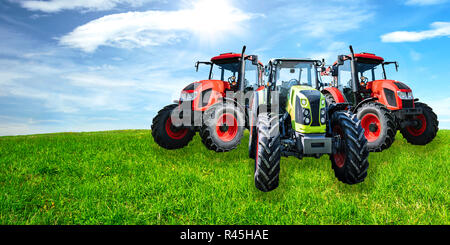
[361, 113, 381, 142]
[165, 117, 188, 140]
[332, 125, 346, 168]
[406, 114, 427, 136]
[215, 113, 238, 142]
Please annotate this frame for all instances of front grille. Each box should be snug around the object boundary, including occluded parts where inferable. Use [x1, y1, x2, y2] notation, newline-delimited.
[384, 88, 397, 107]
[309, 96, 320, 126]
[300, 90, 321, 126]
[402, 100, 413, 108]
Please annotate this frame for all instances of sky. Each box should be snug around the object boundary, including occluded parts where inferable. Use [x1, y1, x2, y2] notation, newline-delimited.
[0, 0, 449, 136]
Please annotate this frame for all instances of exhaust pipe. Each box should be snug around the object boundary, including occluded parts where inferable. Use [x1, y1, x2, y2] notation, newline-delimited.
[349, 45, 360, 104]
[238, 45, 246, 91]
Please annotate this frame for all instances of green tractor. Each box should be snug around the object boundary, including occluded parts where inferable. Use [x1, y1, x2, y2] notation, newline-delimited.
[248, 58, 370, 192]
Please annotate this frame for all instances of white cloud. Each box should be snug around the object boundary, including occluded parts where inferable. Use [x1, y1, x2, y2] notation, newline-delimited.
[17, 0, 152, 13]
[59, 0, 257, 52]
[405, 0, 448, 5]
[381, 22, 450, 42]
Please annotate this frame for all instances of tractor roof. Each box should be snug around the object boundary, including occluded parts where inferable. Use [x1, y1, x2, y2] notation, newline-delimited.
[210, 52, 263, 66]
[270, 58, 319, 63]
[354, 53, 384, 62]
[331, 52, 384, 66]
[269, 58, 321, 67]
[210, 52, 241, 62]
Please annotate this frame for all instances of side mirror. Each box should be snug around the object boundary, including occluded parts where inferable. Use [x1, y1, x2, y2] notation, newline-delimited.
[331, 65, 338, 76]
[337, 55, 345, 66]
[249, 55, 258, 65]
[195, 62, 199, 72]
[395, 62, 399, 72]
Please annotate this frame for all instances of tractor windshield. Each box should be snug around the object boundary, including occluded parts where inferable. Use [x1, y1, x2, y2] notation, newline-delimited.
[211, 62, 239, 81]
[356, 61, 385, 82]
[338, 60, 387, 88]
[210, 60, 259, 89]
[275, 61, 317, 87]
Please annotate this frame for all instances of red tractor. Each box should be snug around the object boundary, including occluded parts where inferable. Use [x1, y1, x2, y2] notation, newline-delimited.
[321, 45, 438, 152]
[151, 46, 264, 152]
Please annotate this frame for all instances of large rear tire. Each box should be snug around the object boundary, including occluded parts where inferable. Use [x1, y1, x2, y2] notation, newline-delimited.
[254, 113, 281, 192]
[151, 104, 195, 149]
[400, 102, 438, 145]
[330, 111, 369, 184]
[200, 102, 245, 152]
[356, 102, 396, 152]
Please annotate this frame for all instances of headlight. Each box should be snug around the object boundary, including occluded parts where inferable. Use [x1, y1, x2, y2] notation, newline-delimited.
[301, 98, 307, 106]
[304, 117, 310, 124]
[180, 91, 198, 101]
[320, 108, 326, 124]
[303, 109, 310, 116]
[397, 91, 413, 100]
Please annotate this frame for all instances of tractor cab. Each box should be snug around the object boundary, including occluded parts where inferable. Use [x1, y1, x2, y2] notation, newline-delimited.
[196, 52, 264, 92]
[326, 50, 409, 111]
[180, 50, 263, 113]
[265, 58, 326, 133]
[266, 58, 323, 108]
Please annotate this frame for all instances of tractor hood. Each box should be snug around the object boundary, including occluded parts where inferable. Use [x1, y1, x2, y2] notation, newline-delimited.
[286, 85, 327, 134]
[180, 80, 231, 112]
[367, 79, 414, 110]
[182, 80, 230, 93]
[368, 79, 412, 92]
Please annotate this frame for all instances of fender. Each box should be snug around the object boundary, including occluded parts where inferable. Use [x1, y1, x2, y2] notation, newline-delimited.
[352, 97, 378, 114]
[323, 87, 346, 103]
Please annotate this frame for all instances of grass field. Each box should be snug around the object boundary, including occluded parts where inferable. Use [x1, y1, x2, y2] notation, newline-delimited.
[0, 129, 448, 225]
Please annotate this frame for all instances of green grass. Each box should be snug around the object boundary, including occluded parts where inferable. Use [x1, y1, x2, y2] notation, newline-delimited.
[0, 129, 448, 225]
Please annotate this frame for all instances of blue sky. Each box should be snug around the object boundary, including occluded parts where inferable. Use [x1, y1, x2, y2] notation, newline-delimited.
[0, 0, 449, 136]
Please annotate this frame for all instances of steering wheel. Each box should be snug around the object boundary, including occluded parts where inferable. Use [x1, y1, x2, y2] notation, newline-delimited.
[288, 79, 299, 85]
[360, 76, 368, 83]
[228, 76, 236, 84]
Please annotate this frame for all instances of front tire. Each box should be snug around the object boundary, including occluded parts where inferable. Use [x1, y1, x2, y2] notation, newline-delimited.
[330, 111, 369, 184]
[356, 102, 396, 152]
[151, 104, 195, 149]
[400, 102, 438, 145]
[254, 113, 281, 192]
[200, 102, 245, 152]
